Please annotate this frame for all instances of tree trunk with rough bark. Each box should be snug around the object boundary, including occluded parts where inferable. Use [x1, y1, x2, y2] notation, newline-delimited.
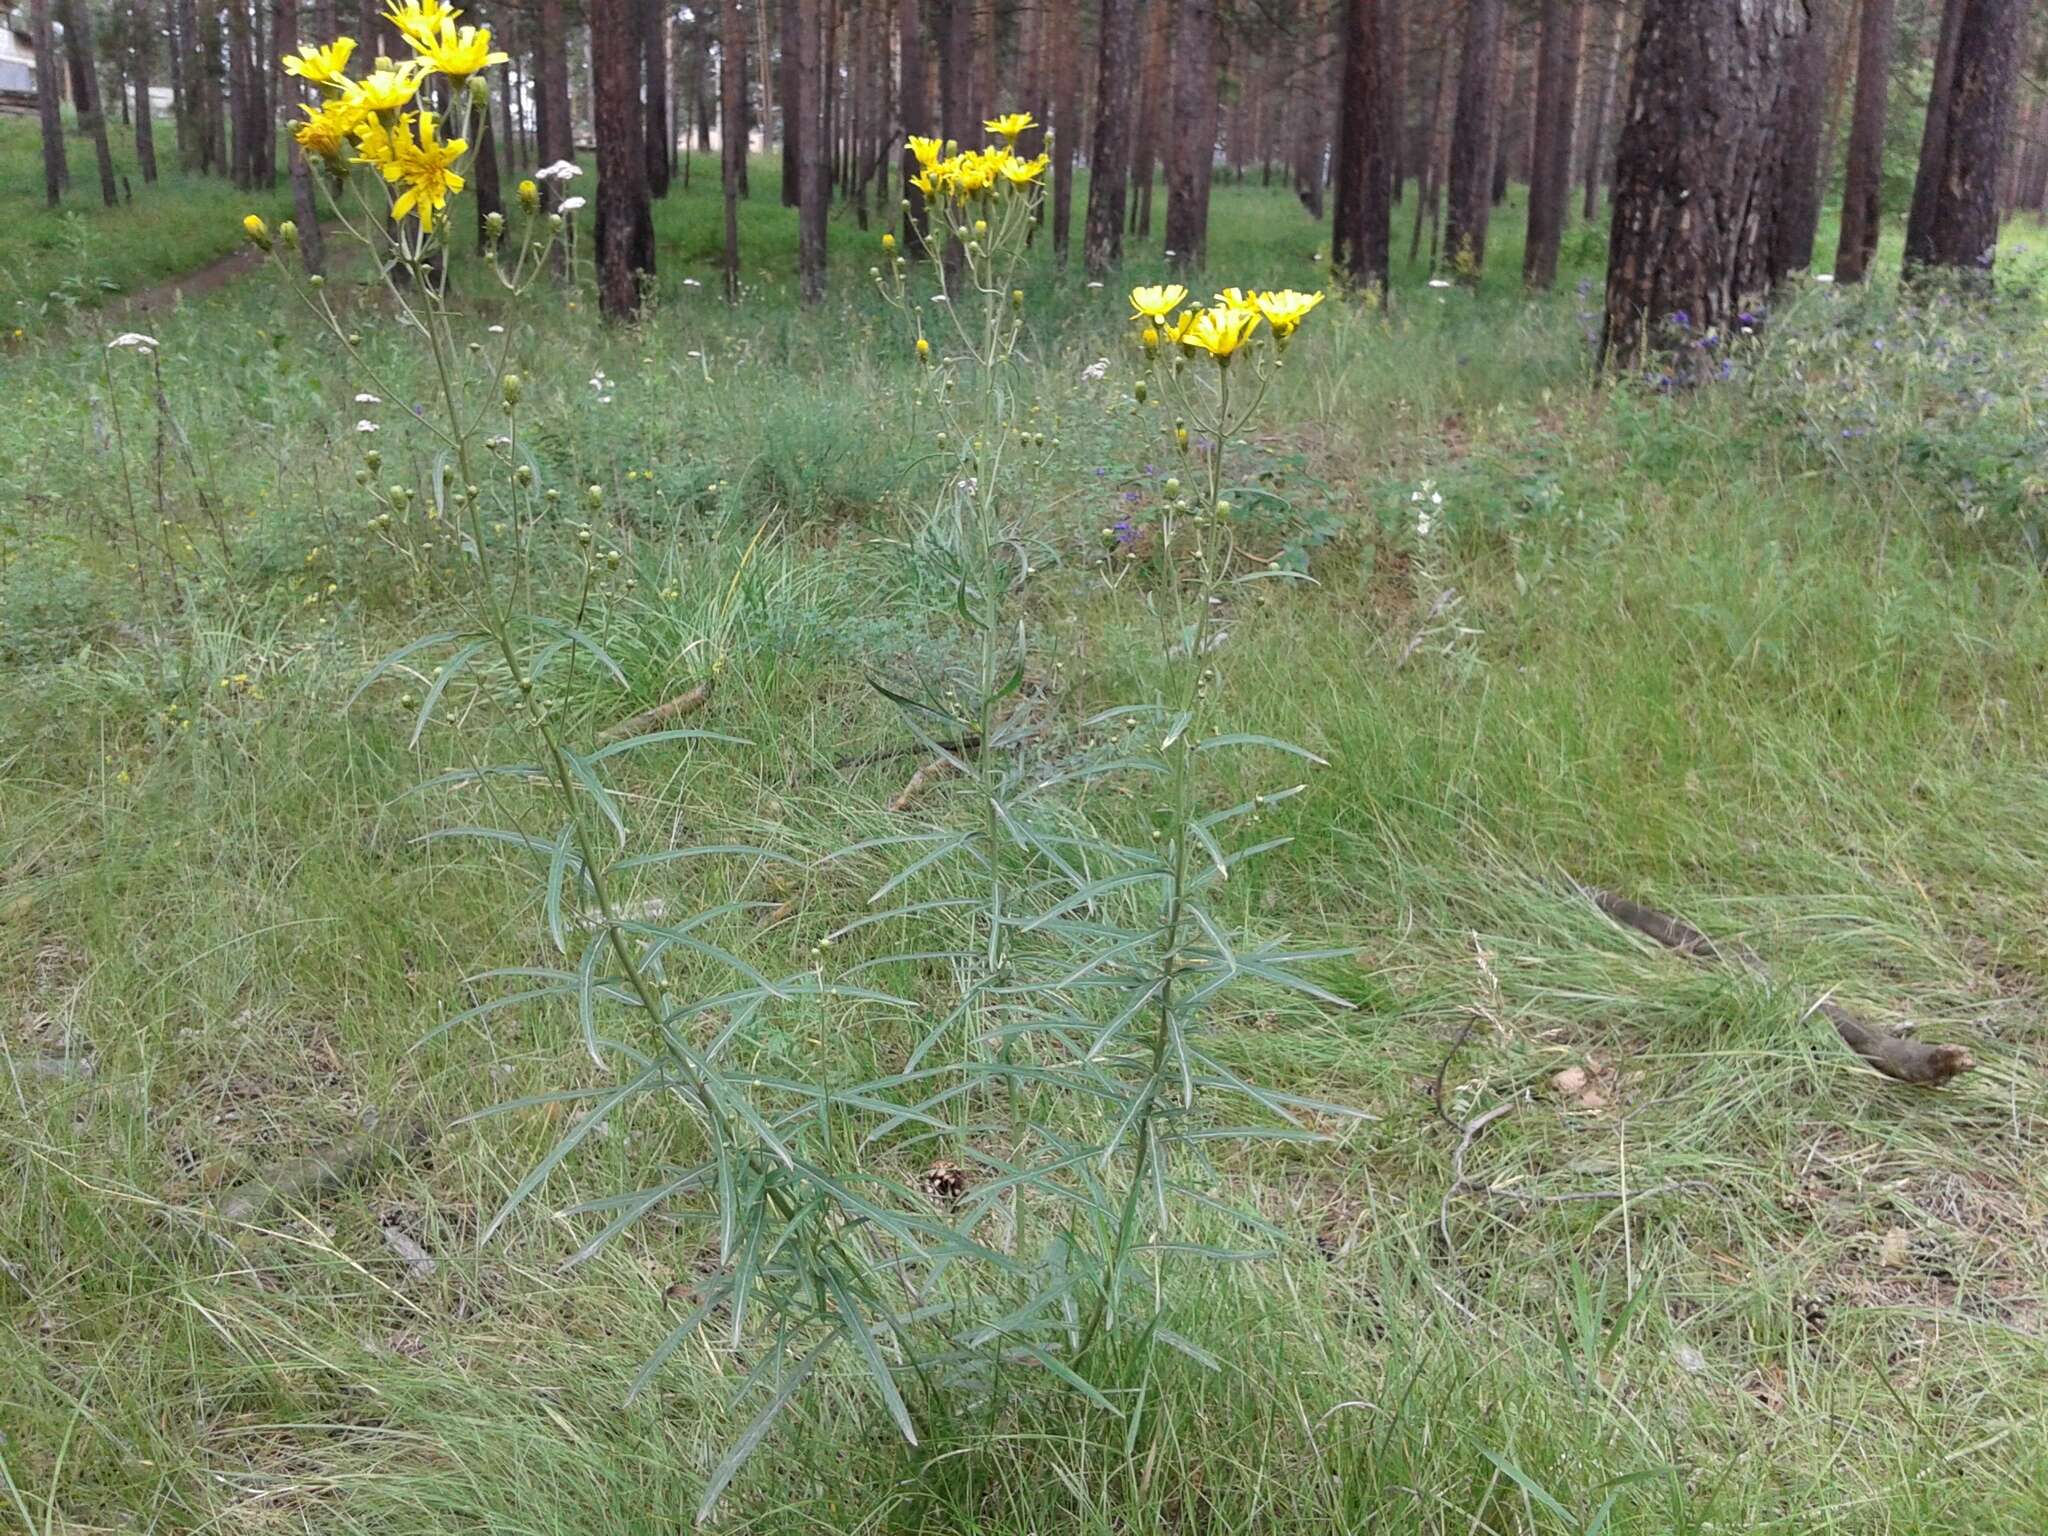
[1599, 0, 1809, 370]
[274, 0, 326, 273]
[899, 0, 929, 253]
[1445, 0, 1503, 277]
[1523, 0, 1580, 288]
[721, 0, 746, 298]
[30, 0, 68, 205]
[1083, 0, 1140, 276]
[1051, 0, 1078, 261]
[796, 0, 826, 301]
[1332, 0, 1391, 291]
[1915, 0, 2026, 278]
[1164, 0, 1218, 269]
[644, 0, 673, 196]
[1767, 0, 1830, 281]
[592, 0, 655, 318]
[133, 6, 159, 184]
[1904, 0, 1965, 266]
[59, 0, 119, 206]
[1579, 0, 1620, 220]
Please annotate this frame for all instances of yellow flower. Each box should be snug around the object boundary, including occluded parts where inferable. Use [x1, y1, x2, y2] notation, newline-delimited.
[378, 111, 467, 232]
[906, 134, 945, 170]
[1214, 287, 1255, 309]
[1254, 288, 1324, 338]
[242, 214, 272, 249]
[517, 177, 538, 212]
[281, 36, 357, 87]
[292, 101, 357, 162]
[881, 232, 895, 251]
[411, 20, 506, 78]
[344, 60, 425, 113]
[1179, 302, 1262, 363]
[1129, 283, 1188, 321]
[916, 336, 931, 362]
[385, 0, 461, 47]
[997, 151, 1049, 187]
[982, 111, 1037, 144]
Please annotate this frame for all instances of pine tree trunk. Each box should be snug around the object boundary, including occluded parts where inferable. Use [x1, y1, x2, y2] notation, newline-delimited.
[1579, 0, 1620, 221]
[1128, 0, 1162, 239]
[1904, 0, 1965, 265]
[1083, 0, 1140, 277]
[1767, 0, 1830, 281]
[1163, 0, 1218, 269]
[1332, 0, 1391, 291]
[1916, 0, 2026, 278]
[720, 0, 746, 298]
[1599, 0, 1808, 370]
[166, 0, 188, 164]
[1445, 0, 1503, 277]
[592, 0, 655, 318]
[796, 0, 827, 301]
[1291, 1, 1325, 219]
[30, 0, 68, 205]
[133, 7, 159, 184]
[780, 0, 801, 205]
[644, 0, 672, 195]
[1050, 0, 1078, 261]
[1409, 33, 1455, 267]
[539, 0, 574, 182]
[1523, 0, 1580, 288]
[899, 0, 929, 253]
[253, 0, 276, 186]
[59, 0, 119, 206]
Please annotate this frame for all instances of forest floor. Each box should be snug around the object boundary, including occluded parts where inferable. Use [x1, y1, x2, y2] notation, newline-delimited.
[4, 150, 2048, 1534]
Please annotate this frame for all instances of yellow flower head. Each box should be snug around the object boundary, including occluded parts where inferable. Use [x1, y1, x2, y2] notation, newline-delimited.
[517, 176, 539, 212]
[982, 111, 1037, 144]
[1254, 288, 1324, 338]
[881, 232, 895, 251]
[344, 60, 426, 114]
[378, 111, 468, 232]
[282, 36, 357, 87]
[242, 214, 272, 250]
[1214, 287, 1255, 309]
[1180, 302, 1262, 363]
[997, 150, 1049, 187]
[1129, 283, 1188, 321]
[411, 20, 507, 79]
[385, 0, 461, 47]
[916, 336, 931, 362]
[906, 134, 945, 170]
[293, 101, 357, 162]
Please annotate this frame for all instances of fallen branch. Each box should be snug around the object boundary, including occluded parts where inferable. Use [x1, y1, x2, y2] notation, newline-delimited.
[1584, 887, 1974, 1087]
[208, 1116, 427, 1226]
[597, 677, 714, 746]
[888, 757, 955, 813]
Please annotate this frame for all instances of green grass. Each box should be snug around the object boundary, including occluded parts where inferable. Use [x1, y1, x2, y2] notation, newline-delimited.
[4, 149, 2047, 1535]
[0, 114, 299, 325]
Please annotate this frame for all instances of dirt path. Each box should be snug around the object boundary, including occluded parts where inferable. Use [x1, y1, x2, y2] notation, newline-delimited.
[117, 245, 269, 316]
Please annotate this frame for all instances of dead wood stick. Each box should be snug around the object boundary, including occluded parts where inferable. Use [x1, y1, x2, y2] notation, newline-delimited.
[888, 757, 955, 813]
[208, 1117, 427, 1226]
[597, 677, 715, 746]
[1585, 887, 1974, 1087]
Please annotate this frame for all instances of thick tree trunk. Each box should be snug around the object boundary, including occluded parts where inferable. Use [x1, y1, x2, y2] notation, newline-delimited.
[644, 0, 673, 196]
[1051, 0, 1078, 261]
[1599, 0, 1809, 370]
[539, 0, 575, 179]
[1332, 0, 1391, 291]
[1083, 0, 1140, 276]
[796, 0, 826, 301]
[780, 0, 801, 205]
[59, 0, 119, 206]
[1384, 0, 1405, 200]
[1904, 0, 1966, 266]
[592, 0, 656, 319]
[1164, 0, 1218, 269]
[1523, 0, 1580, 288]
[899, 0, 929, 253]
[30, 0, 68, 205]
[1768, 0, 1831, 281]
[1129, 0, 1163, 238]
[1915, 0, 2026, 278]
[1445, 0, 1503, 277]
[133, 9, 159, 184]
[720, 0, 746, 299]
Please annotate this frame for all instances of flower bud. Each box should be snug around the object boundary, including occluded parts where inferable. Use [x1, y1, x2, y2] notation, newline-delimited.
[501, 372, 522, 406]
[467, 76, 490, 111]
[882, 232, 895, 251]
[1164, 477, 1181, 499]
[1134, 381, 1147, 403]
[485, 210, 505, 243]
[515, 464, 533, 487]
[365, 449, 382, 471]
[518, 178, 539, 213]
[279, 220, 299, 250]
[241, 214, 271, 251]
[1010, 288, 1023, 309]
[585, 484, 603, 509]
[916, 336, 931, 362]
[1214, 499, 1232, 520]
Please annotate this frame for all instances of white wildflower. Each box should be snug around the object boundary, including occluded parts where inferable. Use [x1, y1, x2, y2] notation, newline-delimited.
[355, 419, 380, 434]
[535, 160, 583, 182]
[354, 392, 381, 404]
[1427, 278, 1453, 289]
[559, 196, 587, 214]
[107, 332, 158, 352]
[1080, 357, 1110, 382]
